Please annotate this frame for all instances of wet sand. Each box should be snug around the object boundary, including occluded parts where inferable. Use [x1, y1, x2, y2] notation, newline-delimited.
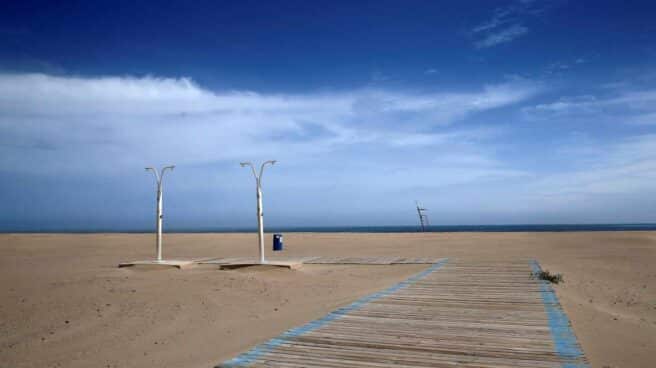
[1, 232, 655, 368]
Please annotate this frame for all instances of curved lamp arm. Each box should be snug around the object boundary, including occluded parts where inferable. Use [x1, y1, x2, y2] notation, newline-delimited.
[145, 167, 160, 184]
[258, 160, 277, 185]
[240, 162, 258, 181]
[160, 165, 175, 180]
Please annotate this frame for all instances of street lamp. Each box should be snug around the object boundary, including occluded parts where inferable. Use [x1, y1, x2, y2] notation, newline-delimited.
[145, 165, 175, 262]
[240, 160, 277, 264]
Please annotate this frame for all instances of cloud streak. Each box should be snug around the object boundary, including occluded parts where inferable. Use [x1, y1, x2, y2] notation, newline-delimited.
[474, 25, 528, 48]
[0, 73, 540, 174]
[522, 89, 656, 123]
[471, 0, 545, 48]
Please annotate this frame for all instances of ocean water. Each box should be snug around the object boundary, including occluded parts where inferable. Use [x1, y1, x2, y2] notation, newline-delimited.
[264, 224, 656, 233]
[200, 224, 656, 233]
[5, 223, 656, 233]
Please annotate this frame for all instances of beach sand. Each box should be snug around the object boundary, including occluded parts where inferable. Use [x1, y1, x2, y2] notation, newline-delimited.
[1, 232, 654, 368]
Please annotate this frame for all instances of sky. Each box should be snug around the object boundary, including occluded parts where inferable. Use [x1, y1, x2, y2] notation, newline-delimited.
[1, 0, 656, 231]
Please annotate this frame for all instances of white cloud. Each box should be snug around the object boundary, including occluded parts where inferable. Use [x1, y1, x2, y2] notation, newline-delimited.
[470, 0, 547, 49]
[522, 89, 656, 122]
[531, 134, 656, 197]
[471, 8, 514, 34]
[474, 25, 528, 48]
[0, 73, 540, 175]
[525, 95, 600, 116]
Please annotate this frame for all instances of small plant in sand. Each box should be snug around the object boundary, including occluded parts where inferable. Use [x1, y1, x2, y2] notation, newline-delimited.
[532, 270, 564, 284]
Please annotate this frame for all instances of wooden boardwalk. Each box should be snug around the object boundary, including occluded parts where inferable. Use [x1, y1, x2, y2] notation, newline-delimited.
[217, 259, 589, 368]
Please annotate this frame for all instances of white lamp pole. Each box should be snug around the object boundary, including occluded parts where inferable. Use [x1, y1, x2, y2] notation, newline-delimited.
[240, 160, 277, 264]
[145, 165, 175, 262]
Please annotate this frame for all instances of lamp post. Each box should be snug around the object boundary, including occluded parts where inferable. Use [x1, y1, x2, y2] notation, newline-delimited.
[145, 165, 175, 262]
[240, 160, 277, 264]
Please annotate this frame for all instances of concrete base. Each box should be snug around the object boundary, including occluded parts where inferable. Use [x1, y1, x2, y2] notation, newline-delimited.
[118, 260, 195, 269]
[219, 261, 302, 270]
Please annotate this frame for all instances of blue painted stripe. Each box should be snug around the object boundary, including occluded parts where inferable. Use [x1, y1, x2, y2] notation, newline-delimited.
[530, 260, 590, 368]
[217, 258, 449, 368]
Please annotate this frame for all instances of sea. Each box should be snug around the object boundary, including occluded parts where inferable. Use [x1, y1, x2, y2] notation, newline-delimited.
[4, 224, 656, 233]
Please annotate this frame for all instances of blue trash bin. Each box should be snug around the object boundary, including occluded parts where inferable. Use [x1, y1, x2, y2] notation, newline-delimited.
[273, 233, 283, 251]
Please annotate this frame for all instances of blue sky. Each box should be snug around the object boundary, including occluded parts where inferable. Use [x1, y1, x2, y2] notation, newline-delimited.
[1, 0, 656, 230]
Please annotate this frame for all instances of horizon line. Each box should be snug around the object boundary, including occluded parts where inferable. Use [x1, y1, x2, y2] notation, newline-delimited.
[2, 223, 656, 234]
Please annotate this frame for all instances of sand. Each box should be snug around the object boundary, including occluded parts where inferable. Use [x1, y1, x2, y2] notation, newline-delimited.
[1, 232, 654, 368]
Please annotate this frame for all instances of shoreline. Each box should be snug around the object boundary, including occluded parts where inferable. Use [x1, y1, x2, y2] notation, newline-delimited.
[3, 228, 656, 235]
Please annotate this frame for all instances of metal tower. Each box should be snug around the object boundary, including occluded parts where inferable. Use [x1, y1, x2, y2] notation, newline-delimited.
[415, 200, 429, 232]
